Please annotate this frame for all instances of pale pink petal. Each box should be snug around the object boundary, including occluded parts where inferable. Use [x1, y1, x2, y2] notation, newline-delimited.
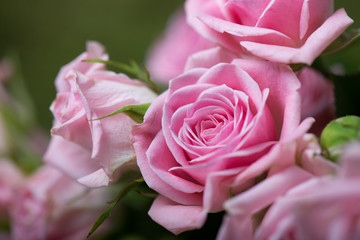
[55, 41, 108, 92]
[75, 71, 157, 177]
[340, 142, 360, 180]
[77, 168, 111, 188]
[216, 214, 253, 240]
[241, 8, 353, 65]
[199, 15, 295, 47]
[146, 9, 215, 83]
[148, 195, 207, 235]
[185, 0, 242, 51]
[185, 46, 239, 71]
[225, 166, 312, 216]
[43, 135, 99, 181]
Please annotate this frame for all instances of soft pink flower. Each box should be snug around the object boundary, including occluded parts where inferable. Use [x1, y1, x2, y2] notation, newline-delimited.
[146, 9, 215, 83]
[55, 41, 108, 92]
[298, 67, 335, 136]
[185, 0, 353, 65]
[216, 133, 339, 240]
[0, 160, 24, 219]
[255, 142, 360, 240]
[45, 42, 157, 188]
[10, 166, 111, 240]
[133, 59, 313, 234]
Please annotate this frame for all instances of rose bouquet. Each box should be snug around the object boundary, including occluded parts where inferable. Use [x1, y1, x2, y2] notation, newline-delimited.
[1, 0, 360, 239]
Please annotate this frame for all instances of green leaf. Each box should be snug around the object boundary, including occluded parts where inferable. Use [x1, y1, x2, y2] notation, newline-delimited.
[290, 63, 305, 71]
[322, 28, 360, 56]
[83, 59, 161, 94]
[87, 178, 144, 239]
[320, 115, 360, 162]
[91, 103, 151, 123]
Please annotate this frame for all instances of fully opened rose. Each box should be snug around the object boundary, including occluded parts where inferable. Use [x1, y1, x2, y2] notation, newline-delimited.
[185, 0, 353, 65]
[134, 59, 313, 234]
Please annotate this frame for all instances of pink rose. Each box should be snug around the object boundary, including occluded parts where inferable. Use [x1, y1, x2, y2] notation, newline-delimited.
[45, 42, 157, 188]
[55, 41, 108, 92]
[185, 0, 353, 65]
[298, 67, 335, 136]
[146, 9, 215, 83]
[134, 59, 313, 234]
[10, 166, 111, 240]
[255, 142, 360, 240]
[216, 133, 339, 240]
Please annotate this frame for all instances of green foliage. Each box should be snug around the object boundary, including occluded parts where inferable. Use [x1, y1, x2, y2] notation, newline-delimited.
[87, 178, 145, 239]
[320, 115, 360, 162]
[91, 103, 151, 123]
[83, 59, 161, 94]
[322, 28, 360, 55]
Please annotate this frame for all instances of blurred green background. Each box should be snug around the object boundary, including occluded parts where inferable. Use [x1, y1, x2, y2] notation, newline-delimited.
[0, 0, 359, 130]
[0, 0, 183, 130]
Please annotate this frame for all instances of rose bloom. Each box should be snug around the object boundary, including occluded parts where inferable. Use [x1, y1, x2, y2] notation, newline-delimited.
[146, 9, 215, 83]
[185, 0, 353, 65]
[216, 133, 339, 240]
[255, 142, 360, 240]
[10, 166, 111, 240]
[298, 67, 335, 136]
[45, 42, 157, 188]
[134, 59, 313, 234]
[186, 49, 336, 136]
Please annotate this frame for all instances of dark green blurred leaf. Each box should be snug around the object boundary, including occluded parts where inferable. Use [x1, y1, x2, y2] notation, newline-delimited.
[91, 103, 151, 123]
[84, 59, 160, 94]
[87, 178, 144, 239]
[320, 115, 360, 161]
[322, 28, 360, 56]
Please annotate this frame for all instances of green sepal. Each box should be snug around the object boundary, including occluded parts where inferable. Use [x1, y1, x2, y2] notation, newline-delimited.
[91, 103, 151, 123]
[83, 59, 161, 94]
[322, 28, 360, 56]
[87, 178, 144, 239]
[320, 115, 360, 162]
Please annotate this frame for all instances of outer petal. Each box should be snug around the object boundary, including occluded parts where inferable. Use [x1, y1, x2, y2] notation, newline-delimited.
[186, 0, 243, 52]
[77, 168, 111, 188]
[185, 46, 239, 71]
[225, 166, 312, 216]
[241, 8, 353, 65]
[341, 142, 360, 180]
[148, 195, 207, 235]
[55, 41, 108, 92]
[199, 15, 295, 47]
[75, 71, 157, 177]
[298, 67, 335, 136]
[146, 9, 215, 83]
[43, 135, 99, 181]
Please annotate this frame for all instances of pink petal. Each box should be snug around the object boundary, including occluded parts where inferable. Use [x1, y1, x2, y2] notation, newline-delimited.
[43, 135, 99, 181]
[148, 195, 207, 235]
[77, 168, 111, 188]
[241, 8, 353, 65]
[185, 46, 239, 71]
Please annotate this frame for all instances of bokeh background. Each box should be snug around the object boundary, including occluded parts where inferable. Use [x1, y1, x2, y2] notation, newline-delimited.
[0, 1, 359, 239]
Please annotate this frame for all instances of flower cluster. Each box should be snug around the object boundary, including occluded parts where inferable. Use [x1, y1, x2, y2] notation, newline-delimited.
[1, 0, 360, 239]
